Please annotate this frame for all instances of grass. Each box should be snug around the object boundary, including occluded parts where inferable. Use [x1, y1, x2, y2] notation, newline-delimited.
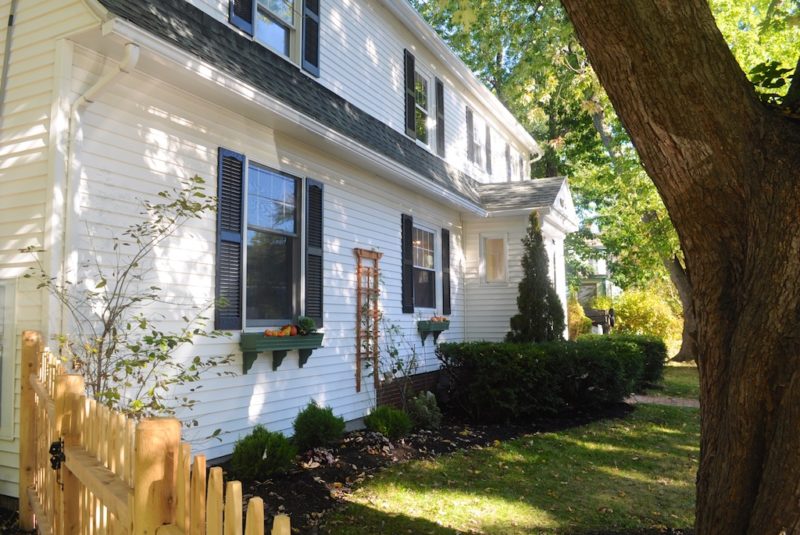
[648, 364, 700, 399]
[324, 404, 699, 534]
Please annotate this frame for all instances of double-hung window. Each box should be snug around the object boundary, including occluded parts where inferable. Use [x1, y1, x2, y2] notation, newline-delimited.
[466, 107, 485, 170]
[255, 0, 295, 57]
[412, 227, 436, 308]
[246, 165, 300, 324]
[414, 72, 430, 145]
[482, 236, 507, 283]
[216, 148, 324, 331]
[404, 50, 445, 154]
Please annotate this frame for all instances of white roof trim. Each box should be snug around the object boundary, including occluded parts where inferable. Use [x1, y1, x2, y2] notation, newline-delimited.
[380, 0, 542, 160]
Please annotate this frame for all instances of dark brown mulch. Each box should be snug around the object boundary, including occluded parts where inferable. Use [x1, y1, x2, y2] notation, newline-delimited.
[218, 404, 635, 534]
[0, 507, 33, 535]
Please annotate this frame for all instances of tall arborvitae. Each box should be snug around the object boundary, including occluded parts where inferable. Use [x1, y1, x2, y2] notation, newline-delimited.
[507, 212, 565, 342]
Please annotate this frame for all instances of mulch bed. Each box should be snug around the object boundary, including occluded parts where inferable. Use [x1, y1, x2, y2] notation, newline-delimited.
[218, 403, 637, 534]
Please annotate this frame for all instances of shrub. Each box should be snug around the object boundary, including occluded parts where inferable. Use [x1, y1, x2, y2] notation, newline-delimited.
[230, 425, 297, 481]
[437, 338, 647, 423]
[568, 295, 593, 340]
[581, 334, 667, 387]
[407, 391, 443, 430]
[614, 289, 681, 342]
[292, 401, 345, 451]
[364, 406, 413, 439]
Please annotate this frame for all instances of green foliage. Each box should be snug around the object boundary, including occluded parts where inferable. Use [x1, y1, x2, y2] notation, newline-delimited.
[364, 406, 413, 440]
[296, 316, 317, 335]
[23, 176, 232, 420]
[614, 289, 681, 343]
[437, 338, 646, 423]
[507, 213, 565, 343]
[406, 391, 443, 430]
[292, 401, 345, 451]
[580, 334, 667, 387]
[567, 295, 592, 340]
[230, 425, 297, 481]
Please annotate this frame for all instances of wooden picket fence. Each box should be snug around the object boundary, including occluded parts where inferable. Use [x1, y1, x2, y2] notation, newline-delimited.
[19, 330, 290, 534]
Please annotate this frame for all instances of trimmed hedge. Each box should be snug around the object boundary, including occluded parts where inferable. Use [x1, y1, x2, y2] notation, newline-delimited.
[436, 338, 646, 423]
[579, 334, 668, 386]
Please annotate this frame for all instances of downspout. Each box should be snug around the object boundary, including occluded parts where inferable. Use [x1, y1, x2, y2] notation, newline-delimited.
[0, 0, 19, 129]
[59, 42, 140, 333]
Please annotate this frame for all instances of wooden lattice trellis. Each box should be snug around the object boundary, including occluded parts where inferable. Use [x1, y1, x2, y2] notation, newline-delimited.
[354, 248, 382, 392]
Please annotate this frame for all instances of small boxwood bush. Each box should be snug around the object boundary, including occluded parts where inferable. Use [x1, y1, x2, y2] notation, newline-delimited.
[364, 406, 413, 439]
[230, 425, 297, 481]
[407, 391, 443, 430]
[293, 401, 345, 451]
[580, 334, 668, 387]
[437, 337, 647, 423]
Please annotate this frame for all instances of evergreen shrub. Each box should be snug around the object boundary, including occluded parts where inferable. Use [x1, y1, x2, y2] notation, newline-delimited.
[407, 391, 443, 430]
[580, 334, 668, 386]
[230, 425, 297, 481]
[292, 401, 345, 451]
[364, 406, 413, 439]
[436, 338, 646, 423]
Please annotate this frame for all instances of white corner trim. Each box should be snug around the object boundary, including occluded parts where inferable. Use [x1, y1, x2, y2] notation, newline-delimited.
[0, 279, 16, 440]
[103, 18, 486, 217]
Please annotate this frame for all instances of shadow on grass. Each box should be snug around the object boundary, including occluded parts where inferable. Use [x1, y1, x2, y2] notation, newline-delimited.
[324, 405, 699, 535]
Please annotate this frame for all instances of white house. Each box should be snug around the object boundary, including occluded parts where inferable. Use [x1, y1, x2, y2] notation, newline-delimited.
[0, 0, 579, 499]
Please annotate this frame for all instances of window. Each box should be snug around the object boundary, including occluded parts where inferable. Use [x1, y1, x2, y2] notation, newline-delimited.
[466, 107, 484, 169]
[245, 164, 300, 324]
[510, 149, 520, 181]
[414, 72, 430, 145]
[483, 237, 507, 283]
[413, 227, 436, 308]
[216, 148, 324, 330]
[0, 280, 14, 438]
[230, 0, 321, 75]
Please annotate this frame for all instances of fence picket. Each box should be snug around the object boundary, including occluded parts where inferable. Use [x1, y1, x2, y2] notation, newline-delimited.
[207, 467, 224, 534]
[271, 515, 291, 535]
[190, 454, 207, 535]
[224, 481, 243, 535]
[244, 497, 265, 535]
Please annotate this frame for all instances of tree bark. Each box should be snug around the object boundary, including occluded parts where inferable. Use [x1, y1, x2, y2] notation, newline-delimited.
[560, 1, 800, 534]
[664, 255, 698, 363]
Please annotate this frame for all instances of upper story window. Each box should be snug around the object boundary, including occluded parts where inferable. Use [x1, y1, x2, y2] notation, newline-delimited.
[414, 72, 430, 145]
[229, 0, 321, 76]
[256, 0, 295, 56]
[466, 107, 485, 170]
[404, 50, 445, 155]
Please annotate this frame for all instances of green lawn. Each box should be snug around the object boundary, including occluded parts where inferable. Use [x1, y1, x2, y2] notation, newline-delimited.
[324, 405, 699, 534]
[648, 365, 700, 399]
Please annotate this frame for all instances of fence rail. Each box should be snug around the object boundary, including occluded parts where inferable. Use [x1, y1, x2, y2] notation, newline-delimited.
[20, 330, 289, 534]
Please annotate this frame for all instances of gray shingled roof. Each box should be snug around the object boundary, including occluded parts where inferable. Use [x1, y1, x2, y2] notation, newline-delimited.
[97, 0, 482, 205]
[479, 177, 566, 212]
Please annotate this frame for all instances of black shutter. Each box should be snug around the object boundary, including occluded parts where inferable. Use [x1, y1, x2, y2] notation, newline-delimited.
[520, 154, 525, 180]
[404, 50, 416, 139]
[441, 228, 451, 316]
[401, 214, 414, 313]
[302, 0, 321, 76]
[485, 125, 492, 174]
[230, 0, 254, 35]
[306, 179, 324, 326]
[435, 78, 445, 157]
[216, 148, 245, 330]
[466, 108, 474, 162]
[505, 143, 511, 180]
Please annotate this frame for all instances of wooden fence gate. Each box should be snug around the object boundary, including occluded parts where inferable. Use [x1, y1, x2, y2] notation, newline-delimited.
[19, 330, 290, 534]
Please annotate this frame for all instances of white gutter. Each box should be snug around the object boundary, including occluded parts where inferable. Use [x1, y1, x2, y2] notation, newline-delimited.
[59, 41, 140, 332]
[379, 0, 542, 160]
[103, 18, 487, 216]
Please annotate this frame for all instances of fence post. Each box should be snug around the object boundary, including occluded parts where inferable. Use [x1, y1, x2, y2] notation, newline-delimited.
[133, 418, 181, 534]
[19, 330, 42, 530]
[55, 373, 85, 534]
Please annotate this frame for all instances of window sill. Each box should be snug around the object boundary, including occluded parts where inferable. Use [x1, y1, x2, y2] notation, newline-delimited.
[239, 332, 324, 373]
[417, 319, 450, 346]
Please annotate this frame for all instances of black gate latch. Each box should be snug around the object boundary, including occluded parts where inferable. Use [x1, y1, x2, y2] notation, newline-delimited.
[49, 438, 65, 470]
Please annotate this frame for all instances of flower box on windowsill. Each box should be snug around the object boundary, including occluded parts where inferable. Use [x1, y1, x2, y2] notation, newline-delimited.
[239, 332, 324, 373]
[417, 320, 450, 346]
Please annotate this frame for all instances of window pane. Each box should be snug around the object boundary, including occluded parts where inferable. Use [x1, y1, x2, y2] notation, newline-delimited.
[414, 73, 428, 110]
[263, 0, 294, 25]
[485, 238, 506, 282]
[248, 165, 296, 234]
[255, 8, 290, 55]
[414, 268, 435, 308]
[415, 109, 428, 144]
[412, 227, 434, 269]
[246, 230, 294, 321]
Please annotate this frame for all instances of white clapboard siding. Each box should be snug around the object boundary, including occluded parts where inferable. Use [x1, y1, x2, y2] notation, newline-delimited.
[69, 46, 466, 460]
[0, 0, 98, 498]
[179, 0, 530, 185]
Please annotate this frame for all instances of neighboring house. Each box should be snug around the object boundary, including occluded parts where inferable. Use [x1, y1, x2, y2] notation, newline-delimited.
[577, 240, 621, 334]
[0, 0, 578, 498]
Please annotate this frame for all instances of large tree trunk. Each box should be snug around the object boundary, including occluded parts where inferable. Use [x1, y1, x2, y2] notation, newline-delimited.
[664, 255, 698, 363]
[560, 1, 800, 533]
